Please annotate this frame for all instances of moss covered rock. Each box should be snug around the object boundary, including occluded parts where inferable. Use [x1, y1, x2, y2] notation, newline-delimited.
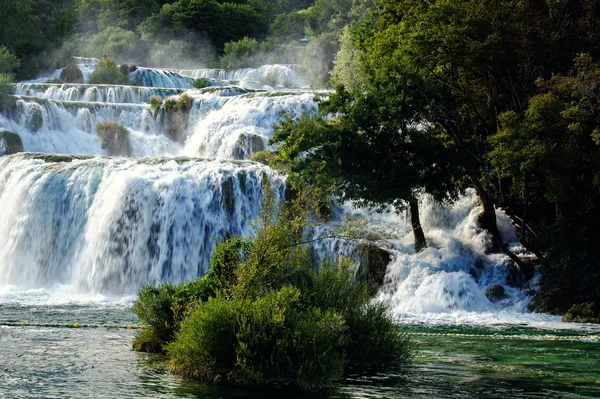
[60, 64, 84, 83]
[164, 94, 192, 142]
[0, 130, 23, 155]
[563, 302, 600, 323]
[357, 243, 391, 295]
[96, 120, 131, 156]
[484, 284, 506, 302]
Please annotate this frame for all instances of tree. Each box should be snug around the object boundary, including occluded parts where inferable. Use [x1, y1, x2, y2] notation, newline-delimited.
[272, 86, 457, 251]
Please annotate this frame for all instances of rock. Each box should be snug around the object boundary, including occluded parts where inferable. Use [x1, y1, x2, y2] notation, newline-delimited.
[221, 176, 235, 216]
[484, 284, 506, 302]
[357, 243, 391, 296]
[527, 289, 568, 315]
[0, 130, 23, 155]
[27, 104, 43, 132]
[95, 120, 131, 156]
[60, 64, 84, 83]
[563, 302, 600, 323]
[232, 133, 265, 159]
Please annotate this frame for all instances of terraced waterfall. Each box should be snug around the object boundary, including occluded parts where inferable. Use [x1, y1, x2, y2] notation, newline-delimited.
[0, 59, 599, 398]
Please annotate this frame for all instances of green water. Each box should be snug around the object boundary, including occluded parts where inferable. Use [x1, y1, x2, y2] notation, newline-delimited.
[1, 304, 599, 398]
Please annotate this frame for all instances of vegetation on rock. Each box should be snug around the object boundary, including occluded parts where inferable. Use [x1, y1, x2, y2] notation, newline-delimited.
[95, 120, 131, 156]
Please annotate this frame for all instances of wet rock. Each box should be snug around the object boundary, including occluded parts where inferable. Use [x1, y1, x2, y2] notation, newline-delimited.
[60, 64, 84, 83]
[28, 105, 43, 132]
[0, 131, 23, 155]
[563, 302, 600, 323]
[232, 133, 265, 159]
[357, 243, 392, 296]
[221, 176, 235, 216]
[484, 284, 506, 302]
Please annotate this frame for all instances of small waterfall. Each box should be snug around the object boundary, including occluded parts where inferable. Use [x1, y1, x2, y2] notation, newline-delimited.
[15, 84, 182, 104]
[183, 91, 319, 159]
[130, 68, 195, 89]
[0, 153, 283, 295]
[177, 65, 305, 89]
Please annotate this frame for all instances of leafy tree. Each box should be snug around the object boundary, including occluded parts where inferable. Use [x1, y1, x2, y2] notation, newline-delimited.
[489, 54, 600, 308]
[272, 86, 457, 251]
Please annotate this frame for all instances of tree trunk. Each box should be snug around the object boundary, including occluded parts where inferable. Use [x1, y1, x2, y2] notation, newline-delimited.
[409, 197, 427, 252]
[473, 179, 503, 252]
[472, 178, 534, 284]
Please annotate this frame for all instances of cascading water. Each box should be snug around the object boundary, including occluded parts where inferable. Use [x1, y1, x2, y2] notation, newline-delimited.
[0, 153, 283, 296]
[0, 57, 559, 327]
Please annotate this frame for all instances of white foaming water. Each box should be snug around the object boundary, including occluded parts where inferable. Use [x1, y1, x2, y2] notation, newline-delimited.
[130, 67, 195, 89]
[0, 153, 283, 296]
[15, 83, 182, 104]
[309, 191, 582, 328]
[178, 64, 305, 90]
[183, 91, 319, 159]
[0, 97, 175, 157]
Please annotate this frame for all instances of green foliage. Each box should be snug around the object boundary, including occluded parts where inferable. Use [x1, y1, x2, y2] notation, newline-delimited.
[83, 27, 142, 62]
[88, 55, 130, 85]
[271, 86, 457, 210]
[135, 186, 410, 389]
[132, 279, 214, 352]
[164, 94, 193, 114]
[0, 73, 16, 112]
[149, 96, 163, 117]
[220, 37, 264, 69]
[193, 77, 211, 89]
[0, 0, 77, 79]
[0, 46, 20, 74]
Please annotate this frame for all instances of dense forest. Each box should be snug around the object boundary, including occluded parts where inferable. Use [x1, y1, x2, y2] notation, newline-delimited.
[1, 0, 599, 324]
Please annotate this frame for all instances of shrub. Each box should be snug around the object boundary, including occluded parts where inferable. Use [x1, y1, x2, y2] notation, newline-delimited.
[132, 279, 214, 352]
[0, 73, 15, 112]
[95, 120, 131, 156]
[0, 46, 20, 73]
[220, 37, 264, 70]
[250, 150, 277, 165]
[193, 78, 211, 89]
[88, 55, 130, 85]
[149, 96, 163, 117]
[134, 185, 411, 389]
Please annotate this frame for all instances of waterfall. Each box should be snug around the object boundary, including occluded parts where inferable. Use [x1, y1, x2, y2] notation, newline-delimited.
[0, 57, 542, 325]
[15, 84, 182, 104]
[0, 153, 283, 295]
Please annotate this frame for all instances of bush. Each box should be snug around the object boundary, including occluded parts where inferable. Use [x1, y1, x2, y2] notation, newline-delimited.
[149, 96, 163, 117]
[132, 279, 214, 352]
[0, 73, 15, 112]
[95, 120, 131, 156]
[134, 185, 411, 389]
[260, 71, 279, 87]
[0, 46, 19, 73]
[193, 78, 211, 89]
[220, 37, 264, 69]
[88, 55, 130, 85]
